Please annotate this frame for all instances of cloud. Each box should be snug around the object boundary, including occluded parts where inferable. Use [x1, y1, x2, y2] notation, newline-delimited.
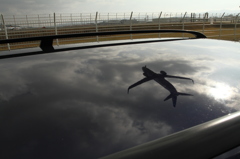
[0, 0, 84, 15]
[0, 0, 239, 15]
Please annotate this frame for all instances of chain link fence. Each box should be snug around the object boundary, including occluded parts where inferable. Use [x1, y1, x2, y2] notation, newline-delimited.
[0, 12, 240, 51]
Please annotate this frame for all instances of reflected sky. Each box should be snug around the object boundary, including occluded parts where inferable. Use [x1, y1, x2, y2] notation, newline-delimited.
[0, 39, 240, 158]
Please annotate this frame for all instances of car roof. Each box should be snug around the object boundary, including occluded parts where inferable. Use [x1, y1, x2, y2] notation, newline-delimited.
[0, 31, 240, 158]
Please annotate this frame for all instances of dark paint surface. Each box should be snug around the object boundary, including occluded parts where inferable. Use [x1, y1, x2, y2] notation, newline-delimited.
[0, 39, 240, 158]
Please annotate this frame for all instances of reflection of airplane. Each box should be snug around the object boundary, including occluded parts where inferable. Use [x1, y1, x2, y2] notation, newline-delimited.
[128, 66, 194, 107]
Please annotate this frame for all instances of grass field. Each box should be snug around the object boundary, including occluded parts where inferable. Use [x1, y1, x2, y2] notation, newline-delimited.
[0, 22, 240, 51]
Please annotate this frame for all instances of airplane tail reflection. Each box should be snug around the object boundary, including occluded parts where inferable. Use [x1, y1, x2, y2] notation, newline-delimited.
[128, 66, 194, 107]
[164, 92, 193, 107]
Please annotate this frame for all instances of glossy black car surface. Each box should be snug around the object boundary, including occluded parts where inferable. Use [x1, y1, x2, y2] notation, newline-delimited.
[0, 35, 240, 158]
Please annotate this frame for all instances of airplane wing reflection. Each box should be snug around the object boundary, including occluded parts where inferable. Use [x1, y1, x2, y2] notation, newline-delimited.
[128, 77, 153, 93]
[166, 75, 194, 84]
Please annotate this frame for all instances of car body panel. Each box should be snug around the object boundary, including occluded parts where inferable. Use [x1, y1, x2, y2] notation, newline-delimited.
[0, 38, 240, 158]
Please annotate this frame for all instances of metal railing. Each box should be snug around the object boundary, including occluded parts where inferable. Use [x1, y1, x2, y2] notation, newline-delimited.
[0, 12, 240, 51]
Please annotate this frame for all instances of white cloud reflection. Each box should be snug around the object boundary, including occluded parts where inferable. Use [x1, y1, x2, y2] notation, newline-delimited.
[208, 82, 235, 100]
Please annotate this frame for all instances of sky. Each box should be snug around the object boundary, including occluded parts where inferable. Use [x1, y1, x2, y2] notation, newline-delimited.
[0, 0, 239, 15]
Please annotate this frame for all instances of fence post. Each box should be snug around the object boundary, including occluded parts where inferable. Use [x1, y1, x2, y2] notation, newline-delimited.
[80, 13, 82, 24]
[219, 12, 225, 39]
[26, 15, 29, 28]
[60, 14, 62, 26]
[95, 12, 99, 42]
[170, 13, 172, 23]
[158, 12, 162, 38]
[13, 15, 16, 27]
[90, 13, 92, 24]
[38, 15, 40, 28]
[202, 13, 205, 34]
[234, 13, 240, 41]
[0, 15, 3, 31]
[54, 13, 59, 46]
[49, 14, 51, 27]
[202, 13, 205, 33]
[70, 14, 73, 26]
[182, 12, 187, 37]
[1, 14, 10, 51]
[130, 11, 133, 40]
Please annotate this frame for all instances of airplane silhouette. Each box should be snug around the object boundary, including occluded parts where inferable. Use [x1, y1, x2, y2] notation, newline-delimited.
[128, 66, 194, 107]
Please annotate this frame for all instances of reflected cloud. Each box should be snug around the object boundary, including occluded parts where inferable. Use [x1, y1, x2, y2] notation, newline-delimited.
[208, 82, 234, 100]
[194, 78, 240, 109]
